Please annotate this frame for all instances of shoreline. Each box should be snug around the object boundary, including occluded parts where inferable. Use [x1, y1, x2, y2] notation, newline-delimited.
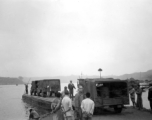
[93, 106, 152, 120]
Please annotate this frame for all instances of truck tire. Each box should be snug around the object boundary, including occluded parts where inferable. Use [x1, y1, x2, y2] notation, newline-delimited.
[94, 107, 103, 115]
[114, 106, 122, 113]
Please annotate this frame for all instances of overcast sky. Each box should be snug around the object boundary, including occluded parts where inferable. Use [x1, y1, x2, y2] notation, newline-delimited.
[0, 0, 152, 77]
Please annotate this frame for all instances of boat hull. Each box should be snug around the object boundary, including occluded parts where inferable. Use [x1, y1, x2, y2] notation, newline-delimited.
[22, 94, 56, 110]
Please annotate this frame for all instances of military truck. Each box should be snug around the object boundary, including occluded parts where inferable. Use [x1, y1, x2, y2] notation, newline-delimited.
[77, 78, 129, 113]
[30, 79, 61, 97]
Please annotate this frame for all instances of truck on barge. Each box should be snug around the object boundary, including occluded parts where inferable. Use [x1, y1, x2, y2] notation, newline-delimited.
[77, 78, 130, 113]
[22, 78, 130, 114]
[22, 79, 60, 110]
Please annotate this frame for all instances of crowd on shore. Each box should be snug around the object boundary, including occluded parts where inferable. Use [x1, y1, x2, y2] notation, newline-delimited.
[28, 80, 95, 120]
[129, 83, 152, 112]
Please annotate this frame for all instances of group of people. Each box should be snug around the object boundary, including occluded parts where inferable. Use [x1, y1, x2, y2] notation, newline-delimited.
[53, 80, 95, 120]
[29, 80, 95, 120]
[129, 83, 152, 112]
[61, 80, 76, 100]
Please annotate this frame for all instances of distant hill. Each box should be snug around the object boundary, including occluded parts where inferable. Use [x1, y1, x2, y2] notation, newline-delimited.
[20, 69, 152, 84]
[1, 69, 151, 85]
[22, 75, 107, 84]
[0, 77, 24, 85]
[113, 70, 152, 80]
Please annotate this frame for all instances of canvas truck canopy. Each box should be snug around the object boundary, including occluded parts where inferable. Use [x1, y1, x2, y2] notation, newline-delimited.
[95, 80, 128, 98]
[77, 78, 129, 107]
[31, 79, 61, 92]
[78, 78, 121, 94]
[41, 79, 61, 92]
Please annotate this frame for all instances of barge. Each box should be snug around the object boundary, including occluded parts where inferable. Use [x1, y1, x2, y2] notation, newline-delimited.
[22, 79, 61, 110]
[22, 94, 56, 110]
[22, 78, 130, 114]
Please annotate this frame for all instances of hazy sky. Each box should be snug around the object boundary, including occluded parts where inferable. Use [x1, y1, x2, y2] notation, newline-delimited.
[0, 0, 152, 77]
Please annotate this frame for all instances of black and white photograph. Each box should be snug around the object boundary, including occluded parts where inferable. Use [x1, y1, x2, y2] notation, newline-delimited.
[0, 0, 152, 120]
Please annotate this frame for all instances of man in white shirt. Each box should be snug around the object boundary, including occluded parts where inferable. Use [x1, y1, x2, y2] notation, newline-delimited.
[81, 92, 95, 120]
[61, 90, 73, 120]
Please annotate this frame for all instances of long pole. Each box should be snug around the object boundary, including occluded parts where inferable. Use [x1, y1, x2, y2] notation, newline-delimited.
[100, 72, 101, 78]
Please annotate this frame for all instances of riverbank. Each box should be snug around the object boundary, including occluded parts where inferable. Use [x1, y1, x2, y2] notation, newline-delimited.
[93, 106, 152, 120]
[40, 106, 151, 120]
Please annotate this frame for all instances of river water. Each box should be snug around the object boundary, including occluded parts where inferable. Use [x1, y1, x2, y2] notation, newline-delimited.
[0, 83, 150, 120]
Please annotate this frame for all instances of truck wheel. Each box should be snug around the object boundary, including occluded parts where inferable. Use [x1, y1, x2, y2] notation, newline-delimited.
[114, 106, 122, 113]
[94, 107, 104, 115]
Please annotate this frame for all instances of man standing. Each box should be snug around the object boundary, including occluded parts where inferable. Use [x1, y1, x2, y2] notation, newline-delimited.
[74, 85, 84, 120]
[136, 84, 143, 110]
[81, 92, 94, 120]
[61, 91, 73, 120]
[148, 84, 152, 113]
[46, 85, 50, 97]
[68, 80, 76, 100]
[62, 86, 69, 98]
[129, 86, 136, 108]
[25, 84, 28, 94]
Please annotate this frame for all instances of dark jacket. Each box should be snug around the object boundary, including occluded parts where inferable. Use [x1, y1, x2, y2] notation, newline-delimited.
[68, 83, 76, 91]
[148, 87, 152, 101]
